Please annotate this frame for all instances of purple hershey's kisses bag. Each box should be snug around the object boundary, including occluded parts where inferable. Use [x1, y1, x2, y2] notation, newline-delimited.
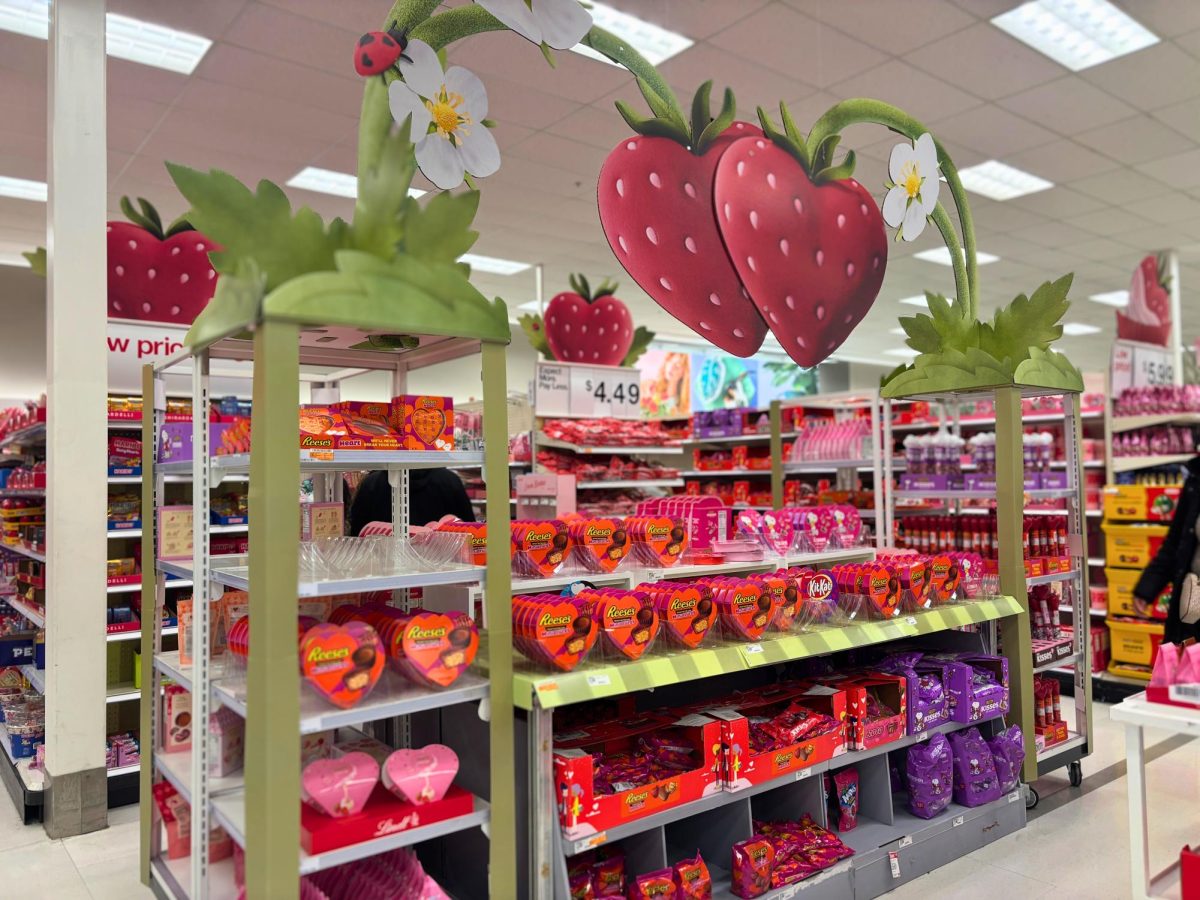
[987, 725, 1024, 793]
[905, 733, 953, 819]
[949, 727, 1002, 807]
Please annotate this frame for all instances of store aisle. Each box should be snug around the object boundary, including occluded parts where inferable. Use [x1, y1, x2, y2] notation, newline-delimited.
[0, 699, 1193, 899]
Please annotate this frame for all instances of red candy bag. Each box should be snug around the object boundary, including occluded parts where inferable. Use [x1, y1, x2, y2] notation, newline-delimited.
[731, 837, 774, 898]
[592, 852, 625, 897]
[674, 851, 712, 898]
[629, 868, 676, 899]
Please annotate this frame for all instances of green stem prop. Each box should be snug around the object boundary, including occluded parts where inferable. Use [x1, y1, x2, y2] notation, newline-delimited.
[930, 204, 970, 319]
[805, 99, 979, 319]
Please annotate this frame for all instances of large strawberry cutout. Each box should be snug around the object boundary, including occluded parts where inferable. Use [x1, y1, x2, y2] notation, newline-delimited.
[597, 81, 767, 357]
[714, 107, 888, 367]
[543, 274, 635, 366]
[107, 196, 219, 325]
[1117, 253, 1172, 346]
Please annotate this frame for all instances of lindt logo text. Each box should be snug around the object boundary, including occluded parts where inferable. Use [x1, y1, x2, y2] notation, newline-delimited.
[374, 812, 420, 836]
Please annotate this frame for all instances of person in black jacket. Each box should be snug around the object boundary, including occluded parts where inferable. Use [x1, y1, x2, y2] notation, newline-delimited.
[1133, 458, 1200, 644]
[348, 468, 476, 536]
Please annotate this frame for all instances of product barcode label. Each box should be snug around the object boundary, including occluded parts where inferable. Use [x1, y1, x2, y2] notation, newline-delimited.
[795, 768, 813, 781]
[952, 815, 964, 827]
[905, 616, 917, 626]
[1008, 791, 1020, 803]
[898, 835, 913, 849]
[586, 673, 611, 687]
[1168, 684, 1200, 702]
[743, 643, 764, 654]
[917, 730, 930, 741]
[889, 851, 901, 879]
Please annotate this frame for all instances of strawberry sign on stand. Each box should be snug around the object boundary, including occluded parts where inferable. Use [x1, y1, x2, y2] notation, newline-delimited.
[520, 273, 653, 368]
[1116, 254, 1173, 347]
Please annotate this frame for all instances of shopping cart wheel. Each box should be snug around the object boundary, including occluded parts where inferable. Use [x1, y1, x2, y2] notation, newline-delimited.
[1068, 761, 1083, 787]
[1025, 785, 1039, 810]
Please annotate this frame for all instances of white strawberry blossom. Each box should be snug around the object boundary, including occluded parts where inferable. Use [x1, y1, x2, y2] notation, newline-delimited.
[388, 39, 500, 190]
[881, 133, 939, 242]
[476, 0, 592, 50]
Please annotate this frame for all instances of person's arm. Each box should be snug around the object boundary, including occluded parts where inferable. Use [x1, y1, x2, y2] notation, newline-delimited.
[1134, 481, 1192, 612]
[347, 470, 393, 537]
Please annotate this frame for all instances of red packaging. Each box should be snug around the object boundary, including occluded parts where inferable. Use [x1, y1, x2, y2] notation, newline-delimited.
[731, 837, 775, 898]
[300, 783, 473, 855]
[592, 852, 625, 897]
[629, 868, 676, 899]
[674, 852, 712, 899]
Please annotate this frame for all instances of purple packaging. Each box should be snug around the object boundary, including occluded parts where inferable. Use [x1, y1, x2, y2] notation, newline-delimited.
[923, 653, 1010, 723]
[1039, 471, 1069, 490]
[906, 733, 953, 819]
[948, 727, 1002, 807]
[987, 725, 1024, 793]
[961, 473, 997, 492]
[900, 473, 953, 492]
[875, 652, 949, 735]
[159, 422, 238, 463]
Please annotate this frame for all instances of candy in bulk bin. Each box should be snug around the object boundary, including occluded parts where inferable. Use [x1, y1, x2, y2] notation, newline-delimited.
[512, 593, 598, 671]
[576, 587, 660, 661]
[638, 581, 717, 649]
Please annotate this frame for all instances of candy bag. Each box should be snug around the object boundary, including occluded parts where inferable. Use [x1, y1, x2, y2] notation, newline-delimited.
[673, 851, 712, 899]
[906, 733, 953, 819]
[628, 868, 675, 899]
[948, 727, 1002, 807]
[829, 768, 859, 831]
[730, 837, 774, 898]
[591, 852, 625, 897]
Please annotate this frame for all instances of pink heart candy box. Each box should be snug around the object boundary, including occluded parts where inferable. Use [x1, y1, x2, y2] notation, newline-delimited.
[301, 752, 379, 818]
[383, 744, 459, 806]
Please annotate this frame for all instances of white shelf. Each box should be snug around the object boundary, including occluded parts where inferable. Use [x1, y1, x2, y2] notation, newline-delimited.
[210, 788, 490, 876]
[1111, 454, 1195, 474]
[509, 571, 634, 594]
[576, 479, 683, 490]
[0, 723, 43, 792]
[154, 651, 192, 691]
[160, 448, 487, 476]
[156, 750, 242, 804]
[107, 763, 140, 778]
[1111, 412, 1200, 434]
[537, 435, 686, 455]
[1035, 652, 1078, 675]
[1060, 605, 1106, 618]
[686, 431, 797, 445]
[213, 670, 490, 735]
[783, 459, 875, 472]
[1028, 569, 1079, 587]
[106, 683, 140, 704]
[151, 853, 237, 900]
[156, 556, 483, 599]
[2, 543, 45, 563]
[890, 409, 1104, 432]
[680, 469, 770, 478]
[1036, 732, 1086, 762]
[6, 595, 45, 628]
[108, 579, 193, 594]
[1087, 556, 1105, 566]
[895, 487, 1077, 502]
[108, 625, 177, 643]
[19, 664, 44, 693]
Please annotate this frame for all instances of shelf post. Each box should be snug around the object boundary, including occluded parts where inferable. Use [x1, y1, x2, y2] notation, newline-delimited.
[769, 401, 784, 509]
[42, 0, 109, 839]
[138, 364, 159, 885]
[482, 340, 517, 898]
[245, 320, 302, 899]
[994, 387, 1035, 782]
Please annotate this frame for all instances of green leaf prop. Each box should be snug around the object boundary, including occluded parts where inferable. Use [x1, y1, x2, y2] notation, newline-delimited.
[883, 347, 1014, 396]
[185, 259, 267, 348]
[519, 313, 552, 358]
[166, 162, 350, 293]
[1013, 347, 1084, 392]
[977, 274, 1071, 365]
[899, 291, 978, 355]
[398, 189, 480, 265]
[349, 120, 421, 260]
[22, 247, 46, 277]
[621, 326, 655, 367]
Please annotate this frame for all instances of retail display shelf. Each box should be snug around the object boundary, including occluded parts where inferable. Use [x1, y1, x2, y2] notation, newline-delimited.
[958, 507, 1100, 517]
[1028, 569, 1079, 587]
[1087, 557, 1105, 567]
[1111, 412, 1200, 434]
[159, 448, 486, 476]
[890, 410, 1103, 432]
[3, 544, 45, 563]
[709, 859, 852, 898]
[1036, 733, 1086, 764]
[448, 460, 529, 469]
[107, 476, 141, 485]
[107, 527, 145, 538]
[106, 763, 140, 778]
[151, 853, 237, 900]
[106, 683, 139, 704]
[497, 595, 1022, 710]
[18, 665, 44, 694]
[212, 670, 490, 735]
[686, 431, 798, 445]
[0, 423, 46, 449]
[780, 547, 878, 568]
[0, 723, 42, 792]
[782, 459, 876, 472]
[1061, 605, 1106, 618]
[7, 595, 45, 628]
[1111, 454, 1196, 474]
[679, 469, 771, 478]
[109, 625, 177, 642]
[0, 488, 44, 498]
[508, 571, 633, 594]
[1035, 652, 1078, 675]
[209, 789, 490, 875]
[154, 651, 191, 691]
[155, 750, 242, 804]
[537, 435, 686, 455]
[895, 488, 1076, 502]
[155, 555, 483, 598]
[107, 578, 193, 594]
[575, 478, 684, 489]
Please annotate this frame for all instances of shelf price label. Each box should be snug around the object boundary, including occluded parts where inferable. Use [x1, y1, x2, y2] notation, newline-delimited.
[1111, 339, 1175, 394]
[570, 365, 641, 420]
[534, 362, 571, 417]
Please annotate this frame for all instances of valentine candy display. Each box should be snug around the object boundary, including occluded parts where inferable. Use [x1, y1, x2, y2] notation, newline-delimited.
[580, 587, 660, 661]
[337, 605, 479, 689]
[511, 519, 571, 578]
[301, 752, 380, 818]
[948, 727, 1003, 808]
[732, 818, 854, 896]
[1114, 384, 1200, 416]
[1111, 425, 1197, 458]
[828, 767, 859, 831]
[637, 581, 716, 650]
[567, 847, 626, 898]
[540, 417, 687, 449]
[905, 733, 954, 819]
[512, 593, 598, 672]
[381, 743, 459, 806]
[299, 621, 386, 710]
[673, 852, 712, 899]
[301, 848, 451, 900]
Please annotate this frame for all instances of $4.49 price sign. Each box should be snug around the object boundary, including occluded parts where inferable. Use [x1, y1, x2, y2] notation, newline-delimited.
[535, 361, 643, 419]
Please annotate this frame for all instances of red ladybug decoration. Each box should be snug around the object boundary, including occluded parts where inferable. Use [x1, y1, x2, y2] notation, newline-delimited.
[354, 23, 409, 79]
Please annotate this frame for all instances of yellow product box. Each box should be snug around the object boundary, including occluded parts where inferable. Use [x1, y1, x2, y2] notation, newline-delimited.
[1102, 484, 1180, 523]
[1102, 522, 1169, 569]
[1105, 567, 1169, 619]
[1106, 617, 1165, 668]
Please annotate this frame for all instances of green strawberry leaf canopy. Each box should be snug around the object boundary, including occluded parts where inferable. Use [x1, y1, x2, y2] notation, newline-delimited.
[616, 79, 738, 156]
[621, 325, 655, 367]
[566, 273, 618, 302]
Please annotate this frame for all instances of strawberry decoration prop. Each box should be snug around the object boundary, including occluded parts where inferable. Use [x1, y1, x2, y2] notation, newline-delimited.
[543, 274, 635, 366]
[107, 197, 219, 325]
[1116, 254, 1172, 346]
[713, 105, 888, 367]
[597, 80, 768, 358]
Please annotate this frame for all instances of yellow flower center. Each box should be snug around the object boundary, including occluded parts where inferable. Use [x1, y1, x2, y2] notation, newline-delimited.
[426, 86, 470, 140]
[901, 160, 922, 199]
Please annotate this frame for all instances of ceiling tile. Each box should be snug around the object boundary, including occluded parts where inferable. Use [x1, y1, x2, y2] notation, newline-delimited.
[481, 75, 584, 131]
[505, 132, 612, 179]
[658, 45, 815, 115]
[454, 33, 630, 106]
[928, 104, 1057, 156]
[613, 0, 773, 41]
[557, 106, 635, 150]
[998, 76, 1136, 136]
[1083, 42, 1200, 111]
[1077, 115, 1196, 165]
[1176, 28, 1200, 59]
[193, 43, 361, 117]
[1124, 192, 1200, 224]
[1110, 0, 1200, 38]
[1071, 168, 1174, 205]
[1017, 220, 1096, 248]
[796, 0, 976, 55]
[829, 60, 981, 123]
[716, 5, 888, 88]
[1006, 185, 1107, 218]
[909, 22, 1065, 101]
[224, 3, 359, 76]
[254, 0, 382, 34]
[1151, 98, 1200, 143]
[1006, 139, 1119, 183]
[1060, 237, 1136, 264]
[1136, 148, 1200, 189]
[1065, 206, 1153, 237]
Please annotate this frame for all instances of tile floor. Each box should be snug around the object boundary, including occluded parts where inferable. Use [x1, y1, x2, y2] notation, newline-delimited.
[0, 699, 1193, 899]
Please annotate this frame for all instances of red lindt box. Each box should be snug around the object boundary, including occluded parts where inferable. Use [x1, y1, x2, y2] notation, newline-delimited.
[552, 713, 722, 840]
[707, 684, 847, 790]
[300, 783, 474, 855]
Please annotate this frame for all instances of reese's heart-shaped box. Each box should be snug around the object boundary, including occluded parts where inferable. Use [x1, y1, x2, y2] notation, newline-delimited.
[512, 595, 597, 671]
[568, 517, 627, 573]
[392, 395, 454, 451]
[299, 621, 385, 709]
[704, 577, 775, 641]
[512, 519, 570, 577]
[627, 516, 687, 566]
[644, 582, 715, 649]
[927, 554, 959, 603]
[585, 588, 659, 660]
[439, 521, 487, 567]
[397, 610, 478, 688]
[862, 565, 901, 619]
[754, 574, 800, 632]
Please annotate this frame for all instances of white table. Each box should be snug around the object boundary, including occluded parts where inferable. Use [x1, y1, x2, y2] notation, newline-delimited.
[1110, 692, 1200, 900]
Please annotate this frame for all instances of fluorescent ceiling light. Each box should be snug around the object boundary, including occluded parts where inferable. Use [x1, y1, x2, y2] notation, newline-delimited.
[913, 248, 1000, 266]
[1061, 322, 1102, 336]
[460, 253, 532, 275]
[0, 2, 213, 74]
[0, 175, 46, 202]
[884, 348, 920, 359]
[991, 0, 1158, 72]
[516, 299, 543, 312]
[286, 166, 426, 200]
[1089, 290, 1128, 307]
[899, 296, 929, 307]
[0, 252, 31, 267]
[572, 2, 693, 66]
[958, 160, 1053, 201]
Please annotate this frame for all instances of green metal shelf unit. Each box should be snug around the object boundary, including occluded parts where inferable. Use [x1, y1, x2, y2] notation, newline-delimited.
[137, 307, 515, 898]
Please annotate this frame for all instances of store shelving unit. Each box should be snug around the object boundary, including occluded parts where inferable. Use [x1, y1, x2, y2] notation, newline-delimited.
[882, 387, 1093, 786]
[139, 307, 515, 898]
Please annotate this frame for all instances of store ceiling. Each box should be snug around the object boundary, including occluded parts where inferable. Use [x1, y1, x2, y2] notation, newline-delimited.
[2, 0, 1200, 373]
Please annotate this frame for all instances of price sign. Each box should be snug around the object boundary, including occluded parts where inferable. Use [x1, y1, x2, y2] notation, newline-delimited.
[1111, 339, 1175, 394]
[534, 362, 571, 417]
[158, 505, 193, 560]
[569, 365, 642, 419]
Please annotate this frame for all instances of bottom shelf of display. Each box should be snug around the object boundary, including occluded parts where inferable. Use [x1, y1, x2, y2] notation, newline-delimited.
[1148, 858, 1183, 900]
[709, 859, 855, 899]
[151, 852, 238, 900]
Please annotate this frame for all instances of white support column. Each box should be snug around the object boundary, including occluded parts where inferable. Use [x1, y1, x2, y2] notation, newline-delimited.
[44, 0, 109, 837]
[1167, 249, 1184, 385]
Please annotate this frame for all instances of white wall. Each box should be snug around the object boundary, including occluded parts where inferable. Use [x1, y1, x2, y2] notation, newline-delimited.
[0, 265, 47, 400]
